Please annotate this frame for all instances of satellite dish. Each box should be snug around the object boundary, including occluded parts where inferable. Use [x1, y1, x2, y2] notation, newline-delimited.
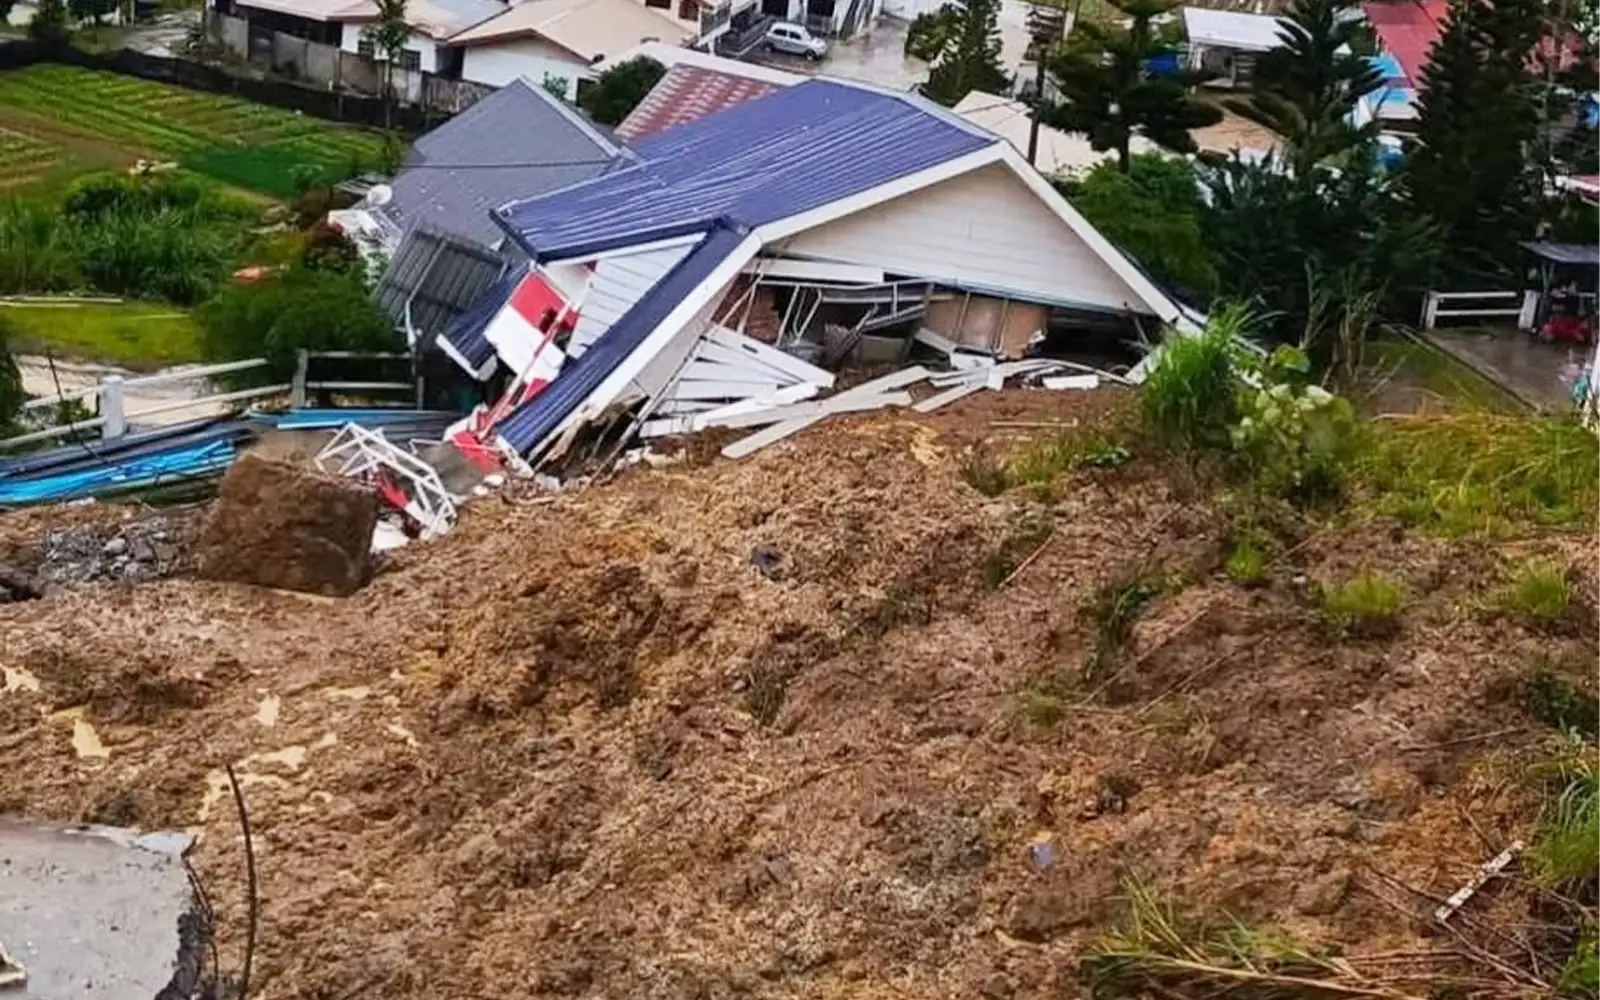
[363, 184, 394, 208]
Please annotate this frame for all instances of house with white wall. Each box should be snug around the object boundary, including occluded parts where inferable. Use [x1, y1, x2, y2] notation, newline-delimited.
[447, 0, 695, 98]
[211, 0, 503, 75]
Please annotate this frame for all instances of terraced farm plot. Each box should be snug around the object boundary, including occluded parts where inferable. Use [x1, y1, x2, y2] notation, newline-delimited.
[0, 64, 387, 196]
[0, 127, 66, 191]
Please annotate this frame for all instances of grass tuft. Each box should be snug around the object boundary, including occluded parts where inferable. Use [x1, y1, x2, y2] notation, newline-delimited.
[1020, 687, 1066, 729]
[1224, 527, 1274, 586]
[1082, 880, 1414, 1000]
[1517, 661, 1599, 737]
[1320, 571, 1405, 638]
[1529, 734, 1599, 891]
[963, 452, 1010, 497]
[963, 432, 1131, 500]
[1140, 306, 1249, 453]
[1495, 559, 1574, 627]
[1083, 571, 1166, 678]
[1357, 415, 1599, 536]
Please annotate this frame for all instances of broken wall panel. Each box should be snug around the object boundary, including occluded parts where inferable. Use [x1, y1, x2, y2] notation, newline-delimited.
[568, 241, 702, 357]
[922, 295, 1048, 359]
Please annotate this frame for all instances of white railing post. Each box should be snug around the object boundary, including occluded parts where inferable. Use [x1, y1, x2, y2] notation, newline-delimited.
[100, 376, 126, 440]
[1421, 292, 1439, 330]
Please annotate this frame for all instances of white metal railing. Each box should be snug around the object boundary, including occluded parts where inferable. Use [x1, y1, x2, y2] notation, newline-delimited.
[6, 350, 417, 451]
[1420, 289, 1532, 330]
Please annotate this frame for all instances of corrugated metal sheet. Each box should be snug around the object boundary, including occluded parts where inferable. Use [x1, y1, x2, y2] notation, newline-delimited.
[569, 240, 700, 356]
[374, 228, 509, 343]
[615, 64, 782, 142]
[1521, 242, 1600, 267]
[494, 80, 995, 261]
[0, 418, 249, 481]
[1362, 0, 1445, 86]
[496, 226, 748, 454]
[382, 79, 623, 247]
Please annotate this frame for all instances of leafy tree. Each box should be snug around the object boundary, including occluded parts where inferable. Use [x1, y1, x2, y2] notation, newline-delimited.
[0, 0, 14, 25]
[1041, 0, 1221, 171]
[198, 266, 398, 382]
[1200, 150, 1438, 358]
[1229, 0, 1382, 175]
[362, 0, 410, 128]
[580, 57, 666, 126]
[921, 0, 1010, 106]
[1065, 154, 1216, 297]
[27, 0, 71, 48]
[1405, 0, 1546, 280]
[905, 4, 960, 61]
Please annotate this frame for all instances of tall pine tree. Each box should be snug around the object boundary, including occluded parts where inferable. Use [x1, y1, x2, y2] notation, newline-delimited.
[1230, 0, 1382, 174]
[1406, 0, 1547, 279]
[922, 0, 1011, 106]
[1041, 0, 1220, 171]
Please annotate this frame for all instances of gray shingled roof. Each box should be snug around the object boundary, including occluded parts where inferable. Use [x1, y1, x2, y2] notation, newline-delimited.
[380, 78, 627, 248]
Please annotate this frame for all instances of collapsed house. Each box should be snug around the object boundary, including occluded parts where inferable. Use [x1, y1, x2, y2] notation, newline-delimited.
[420, 77, 1188, 466]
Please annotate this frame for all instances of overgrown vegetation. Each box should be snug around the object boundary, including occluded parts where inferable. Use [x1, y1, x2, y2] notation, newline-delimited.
[0, 300, 200, 368]
[1064, 154, 1216, 298]
[1529, 734, 1599, 892]
[1357, 415, 1600, 536]
[962, 425, 1131, 499]
[1319, 570, 1405, 638]
[197, 257, 398, 382]
[0, 172, 257, 305]
[1517, 660, 1599, 737]
[1139, 307, 1245, 453]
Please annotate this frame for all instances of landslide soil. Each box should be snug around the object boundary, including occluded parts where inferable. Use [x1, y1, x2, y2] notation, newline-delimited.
[0, 389, 1593, 1000]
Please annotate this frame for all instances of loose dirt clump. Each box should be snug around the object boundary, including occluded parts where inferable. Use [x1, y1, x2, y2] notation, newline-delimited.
[195, 455, 378, 596]
[0, 389, 1591, 1000]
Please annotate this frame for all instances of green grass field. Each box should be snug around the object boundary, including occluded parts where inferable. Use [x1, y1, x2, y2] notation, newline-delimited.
[0, 65, 387, 196]
[1, 300, 201, 368]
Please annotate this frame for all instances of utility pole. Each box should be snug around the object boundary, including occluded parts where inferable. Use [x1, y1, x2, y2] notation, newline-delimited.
[1024, 0, 1070, 165]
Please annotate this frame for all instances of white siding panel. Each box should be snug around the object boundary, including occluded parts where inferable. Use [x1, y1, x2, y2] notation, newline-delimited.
[460, 40, 592, 95]
[569, 242, 698, 356]
[782, 163, 1144, 313]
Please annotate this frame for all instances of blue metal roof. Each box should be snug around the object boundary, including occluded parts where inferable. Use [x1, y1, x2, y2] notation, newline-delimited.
[439, 268, 521, 376]
[493, 80, 995, 261]
[496, 226, 750, 454]
[1368, 52, 1405, 82]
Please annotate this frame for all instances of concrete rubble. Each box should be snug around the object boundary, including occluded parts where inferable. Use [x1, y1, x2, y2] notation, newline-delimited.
[0, 821, 201, 1000]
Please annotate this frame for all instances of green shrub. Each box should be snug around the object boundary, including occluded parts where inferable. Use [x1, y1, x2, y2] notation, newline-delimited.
[1496, 559, 1574, 626]
[1230, 347, 1360, 506]
[1067, 155, 1217, 298]
[1320, 571, 1405, 638]
[198, 265, 399, 383]
[1140, 305, 1250, 452]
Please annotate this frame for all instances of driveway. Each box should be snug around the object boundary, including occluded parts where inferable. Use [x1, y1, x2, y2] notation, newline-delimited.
[748, 10, 1035, 92]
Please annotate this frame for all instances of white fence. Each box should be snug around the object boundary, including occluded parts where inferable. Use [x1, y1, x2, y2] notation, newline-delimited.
[1420, 289, 1535, 331]
[6, 351, 418, 450]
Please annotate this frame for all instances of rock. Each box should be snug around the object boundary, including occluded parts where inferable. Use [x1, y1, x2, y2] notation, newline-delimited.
[101, 537, 127, 557]
[749, 544, 783, 580]
[1006, 865, 1118, 942]
[195, 456, 379, 597]
[1293, 867, 1352, 916]
[130, 539, 157, 563]
[980, 974, 1015, 1000]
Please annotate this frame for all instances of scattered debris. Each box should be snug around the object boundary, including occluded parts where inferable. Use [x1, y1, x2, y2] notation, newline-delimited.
[1433, 841, 1523, 923]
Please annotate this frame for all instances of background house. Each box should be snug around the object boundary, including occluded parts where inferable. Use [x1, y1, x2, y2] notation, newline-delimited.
[603, 42, 801, 140]
[378, 76, 629, 248]
[211, 0, 502, 72]
[447, 0, 695, 96]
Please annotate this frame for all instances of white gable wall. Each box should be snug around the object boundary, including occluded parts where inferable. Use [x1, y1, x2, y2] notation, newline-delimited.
[568, 241, 699, 356]
[780, 162, 1146, 314]
[460, 39, 593, 96]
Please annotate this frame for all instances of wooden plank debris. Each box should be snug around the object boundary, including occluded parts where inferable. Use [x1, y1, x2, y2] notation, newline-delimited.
[721, 367, 928, 459]
[1434, 842, 1522, 924]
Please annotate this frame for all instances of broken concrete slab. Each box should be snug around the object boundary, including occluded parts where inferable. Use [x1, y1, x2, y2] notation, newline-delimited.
[0, 819, 201, 1000]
